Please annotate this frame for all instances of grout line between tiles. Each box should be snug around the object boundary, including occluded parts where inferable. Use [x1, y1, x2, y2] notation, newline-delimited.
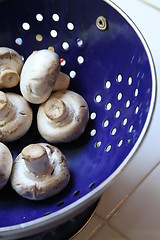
[139, 0, 160, 11]
[93, 212, 129, 240]
[107, 221, 130, 240]
[87, 223, 105, 240]
[72, 161, 160, 239]
[93, 161, 160, 240]
[97, 161, 160, 222]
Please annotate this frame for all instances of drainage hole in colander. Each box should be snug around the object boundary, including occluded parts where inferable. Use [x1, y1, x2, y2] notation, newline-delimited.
[22, 22, 30, 31]
[105, 80, 111, 89]
[105, 144, 111, 152]
[135, 106, 139, 114]
[123, 118, 128, 126]
[103, 119, 109, 128]
[48, 46, 55, 52]
[117, 139, 123, 148]
[60, 58, 66, 66]
[36, 34, 43, 42]
[117, 92, 123, 101]
[67, 22, 74, 31]
[116, 74, 123, 83]
[89, 182, 96, 189]
[76, 38, 83, 47]
[134, 88, 139, 97]
[94, 141, 101, 148]
[73, 190, 80, 197]
[129, 124, 133, 133]
[105, 102, 112, 111]
[90, 129, 96, 137]
[62, 42, 69, 50]
[69, 70, 76, 78]
[90, 112, 96, 120]
[95, 94, 102, 103]
[43, 212, 51, 217]
[36, 13, 43, 21]
[50, 29, 58, 38]
[115, 110, 121, 118]
[20, 55, 25, 61]
[111, 128, 117, 136]
[125, 100, 130, 108]
[52, 13, 60, 22]
[77, 56, 84, 64]
[128, 76, 132, 85]
[15, 38, 23, 46]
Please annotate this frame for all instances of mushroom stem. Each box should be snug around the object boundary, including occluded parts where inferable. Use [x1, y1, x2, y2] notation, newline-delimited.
[0, 69, 19, 89]
[0, 91, 16, 124]
[53, 72, 70, 91]
[22, 144, 53, 176]
[44, 97, 69, 123]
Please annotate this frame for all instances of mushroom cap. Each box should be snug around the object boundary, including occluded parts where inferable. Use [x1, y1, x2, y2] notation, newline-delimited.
[0, 142, 13, 190]
[37, 90, 89, 143]
[0, 47, 23, 88]
[0, 92, 33, 142]
[20, 49, 60, 104]
[10, 143, 70, 200]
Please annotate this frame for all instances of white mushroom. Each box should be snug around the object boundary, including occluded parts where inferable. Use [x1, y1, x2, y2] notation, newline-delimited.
[53, 71, 70, 91]
[0, 91, 33, 142]
[20, 49, 70, 104]
[0, 47, 23, 89]
[37, 90, 89, 143]
[0, 142, 13, 190]
[10, 143, 70, 200]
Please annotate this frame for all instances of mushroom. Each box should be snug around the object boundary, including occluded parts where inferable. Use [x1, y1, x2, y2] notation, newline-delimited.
[37, 90, 89, 143]
[0, 142, 13, 190]
[53, 71, 70, 92]
[10, 143, 70, 200]
[20, 49, 70, 104]
[0, 91, 33, 142]
[0, 47, 23, 88]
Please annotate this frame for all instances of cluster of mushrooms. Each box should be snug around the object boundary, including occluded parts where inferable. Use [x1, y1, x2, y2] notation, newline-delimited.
[0, 47, 89, 200]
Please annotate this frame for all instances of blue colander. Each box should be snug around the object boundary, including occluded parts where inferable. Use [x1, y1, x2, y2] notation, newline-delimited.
[0, 0, 156, 239]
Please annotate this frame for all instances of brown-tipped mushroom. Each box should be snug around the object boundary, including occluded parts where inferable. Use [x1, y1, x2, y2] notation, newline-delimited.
[0, 47, 23, 88]
[0, 91, 33, 142]
[20, 49, 70, 104]
[0, 142, 13, 190]
[10, 143, 70, 200]
[37, 90, 89, 143]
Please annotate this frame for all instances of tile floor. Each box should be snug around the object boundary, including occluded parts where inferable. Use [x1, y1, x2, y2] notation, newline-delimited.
[72, 0, 160, 239]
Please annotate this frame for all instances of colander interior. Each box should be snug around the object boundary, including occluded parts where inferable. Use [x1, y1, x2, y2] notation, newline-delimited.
[0, 0, 156, 230]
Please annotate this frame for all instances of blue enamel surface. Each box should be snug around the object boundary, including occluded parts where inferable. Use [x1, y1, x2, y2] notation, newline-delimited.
[0, 0, 155, 228]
